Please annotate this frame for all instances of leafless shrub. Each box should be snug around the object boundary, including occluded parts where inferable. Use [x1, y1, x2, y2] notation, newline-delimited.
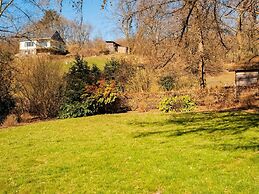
[2, 114, 18, 128]
[194, 87, 237, 110]
[126, 92, 171, 112]
[14, 56, 65, 119]
[126, 66, 159, 93]
[239, 87, 259, 109]
[125, 86, 248, 112]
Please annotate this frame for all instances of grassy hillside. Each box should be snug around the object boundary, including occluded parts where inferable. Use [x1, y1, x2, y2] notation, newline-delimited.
[207, 71, 235, 87]
[0, 111, 258, 193]
[59, 53, 145, 72]
[53, 55, 110, 72]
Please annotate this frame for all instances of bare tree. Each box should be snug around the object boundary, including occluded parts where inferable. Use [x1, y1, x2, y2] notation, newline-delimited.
[113, 0, 258, 88]
[0, 0, 14, 17]
[23, 9, 92, 45]
[0, 0, 93, 38]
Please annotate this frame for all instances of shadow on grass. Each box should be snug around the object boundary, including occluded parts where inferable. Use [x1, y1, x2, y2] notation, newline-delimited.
[132, 111, 259, 151]
[219, 143, 259, 151]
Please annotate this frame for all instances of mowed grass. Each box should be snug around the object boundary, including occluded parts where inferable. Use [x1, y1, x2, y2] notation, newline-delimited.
[60, 53, 145, 72]
[60, 53, 135, 72]
[0, 111, 258, 193]
[86, 55, 110, 70]
[85, 53, 144, 70]
[55, 56, 108, 73]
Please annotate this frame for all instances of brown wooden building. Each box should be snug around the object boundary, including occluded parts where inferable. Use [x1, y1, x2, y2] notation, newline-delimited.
[105, 41, 128, 54]
[229, 56, 259, 87]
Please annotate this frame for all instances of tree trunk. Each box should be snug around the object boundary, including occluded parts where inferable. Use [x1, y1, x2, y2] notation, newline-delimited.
[199, 57, 206, 88]
[236, 10, 244, 61]
[198, 30, 206, 88]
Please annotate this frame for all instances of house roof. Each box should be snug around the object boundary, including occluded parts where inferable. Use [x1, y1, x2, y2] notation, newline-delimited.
[105, 40, 121, 46]
[21, 31, 65, 44]
[50, 31, 65, 43]
[229, 56, 259, 71]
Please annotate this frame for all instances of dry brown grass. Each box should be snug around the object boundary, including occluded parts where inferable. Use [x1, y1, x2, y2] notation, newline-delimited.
[2, 114, 18, 128]
[206, 71, 235, 87]
[125, 86, 258, 113]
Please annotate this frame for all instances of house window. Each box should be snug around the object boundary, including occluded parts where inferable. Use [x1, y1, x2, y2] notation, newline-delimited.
[39, 41, 48, 47]
[25, 42, 34, 47]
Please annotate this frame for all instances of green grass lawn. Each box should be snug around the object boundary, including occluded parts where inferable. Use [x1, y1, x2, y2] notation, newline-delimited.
[84, 53, 144, 70]
[0, 111, 258, 193]
[60, 53, 145, 72]
[85, 55, 110, 70]
[56, 55, 109, 73]
[60, 53, 131, 72]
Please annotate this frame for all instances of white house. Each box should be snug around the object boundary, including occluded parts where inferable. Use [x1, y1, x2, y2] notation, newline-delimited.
[19, 31, 67, 55]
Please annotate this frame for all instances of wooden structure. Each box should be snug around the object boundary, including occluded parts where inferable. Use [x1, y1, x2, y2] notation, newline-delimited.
[105, 41, 128, 54]
[229, 56, 259, 87]
[105, 41, 120, 52]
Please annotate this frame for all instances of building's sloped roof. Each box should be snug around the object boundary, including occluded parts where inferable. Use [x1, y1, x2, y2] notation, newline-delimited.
[50, 31, 65, 43]
[21, 31, 65, 43]
[105, 40, 121, 46]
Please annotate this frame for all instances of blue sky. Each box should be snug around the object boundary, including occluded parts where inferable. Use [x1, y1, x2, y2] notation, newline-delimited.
[61, 0, 122, 40]
[11, 0, 121, 40]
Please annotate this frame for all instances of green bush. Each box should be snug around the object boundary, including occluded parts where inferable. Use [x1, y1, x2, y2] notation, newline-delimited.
[103, 58, 120, 81]
[159, 95, 195, 112]
[59, 81, 127, 119]
[58, 99, 97, 119]
[159, 75, 175, 91]
[103, 58, 135, 92]
[91, 64, 101, 84]
[64, 55, 93, 103]
[60, 56, 128, 119]
[82, 80, 122, 114]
